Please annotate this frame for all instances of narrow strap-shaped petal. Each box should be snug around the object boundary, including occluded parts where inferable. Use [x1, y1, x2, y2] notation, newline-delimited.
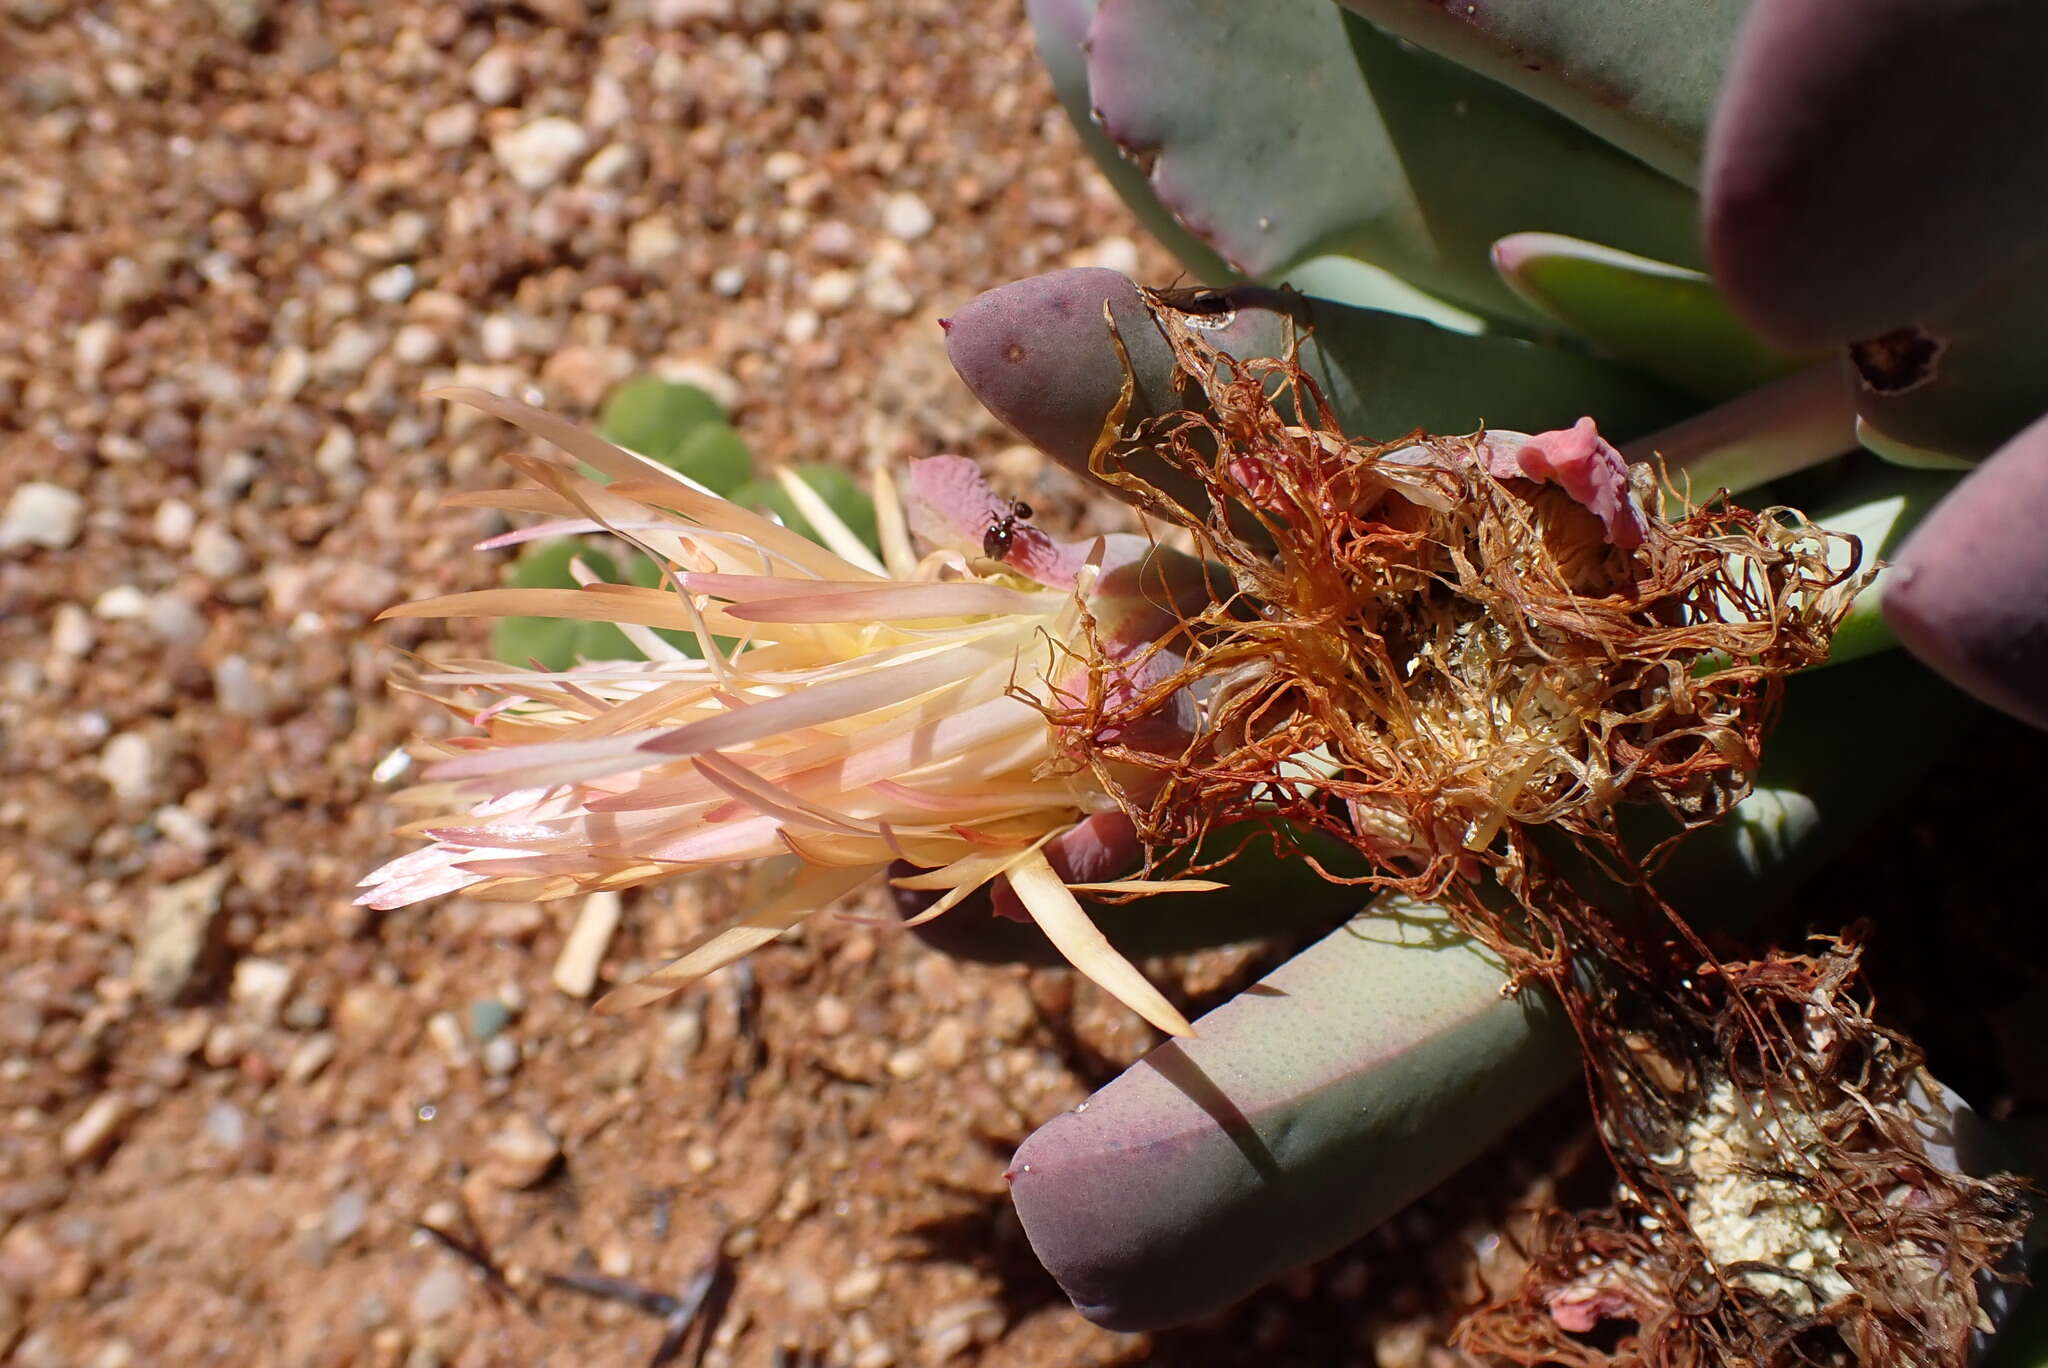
[1004, 851, 1195, 1038]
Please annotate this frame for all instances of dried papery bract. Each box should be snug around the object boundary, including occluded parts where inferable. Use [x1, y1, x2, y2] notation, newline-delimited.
[1044, 294, 2026, 1365]
[1062, 296, 1860, 897]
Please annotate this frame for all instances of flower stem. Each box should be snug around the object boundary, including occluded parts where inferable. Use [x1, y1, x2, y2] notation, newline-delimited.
[1624, 362, 1857, 514]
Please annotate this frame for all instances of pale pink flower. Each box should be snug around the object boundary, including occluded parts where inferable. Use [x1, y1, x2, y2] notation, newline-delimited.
[361, 391, 1213, 1033]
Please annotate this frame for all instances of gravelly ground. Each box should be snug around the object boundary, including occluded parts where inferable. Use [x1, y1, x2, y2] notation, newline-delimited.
[13, 4, 2045, 1366]
[0, 2, 1554, 1364]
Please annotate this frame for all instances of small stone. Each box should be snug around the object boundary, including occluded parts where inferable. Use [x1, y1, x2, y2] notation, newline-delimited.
[202, 0, 265, 41]
[539, 344, 632, 406]
[211, 654, 266, 718]
[73, 320, 118, 384]
[325, 1188, 368, 1245]
[0, 483, 85, 553]
[61, 1094, 133, 1165]
[468, 45, 523, 105]
[763, 150, 806, 184]
[862, 272, 916, 316]
[284, 1033, 336, 1083]
[584, 73, 630, 130]
[811, 997, 851, 1036]
[391, 324, 445, 366]
[408, 1265, 467, 1325]
[880, 191, 934, 241]
[152, 499, 196, 548]
[807, 269, 859, 313]
[480, 1035, 520, 1078]
[426, 1011, 468, 1063]
[147, 593, 206, 647]
[651, 358, 741, 411]
[552, 890, 621, 998]
[231, 958, 294, 1023]
[884, 1046, 925, 1081]
[478, 313, 521, 361]
[49, 603, 93, 659]
[318, 325, 383, 380]
[925, 1017, 969, 1071]
[852, 1345, 897, 1368]
[422, 103, 478, 149]
[468, 999, 513, 1041]
[367, 264, 416, 304]
[625, 215, 684, 270]
[93, 585, 148, 620]
[709, 265, 746, 297]
[782, 309, 821, 345]
[202, 1101, 248, 1150]
[492, 117, 589, 192]
[189, 523, 247, 579]
[314, 426, 358, 477]
[153, 805, 214, 855]
[831, 1265, 884, 1309]
[482, 1112, 560, 1189]
[98, 732, 159, 805]
[580, 142, 641, 188]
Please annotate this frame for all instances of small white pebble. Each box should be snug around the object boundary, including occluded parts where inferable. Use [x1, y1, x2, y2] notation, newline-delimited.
[98, 732, 158, 804]
[492, 116, 590, 192]
[94, 585, 150, 619]
[481, 1035, 520, 1077]
[366, 264, 416, 304]
[709, 265, 746, 297]
[422, 103, 479, 148]
[0, 482, 86, 553]
[467, 45, 524, 105]
[152, 499, 195, 548]
[880, 191, 934, 241]
[189, 523, 246, 579]
[782, 308, 821, 345]
[49, 603, 94, 659]
[806, 269, 859, 313]
[61, 1094, 133, 1165]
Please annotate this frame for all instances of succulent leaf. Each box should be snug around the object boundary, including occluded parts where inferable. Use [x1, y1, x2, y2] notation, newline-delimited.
[1084, 0, 1700, 323]
[1844, 245, 2048, 463]
[596, 376, 725, 461]
[1024, 0, 1239, 283]
[1884, 409, 2048, 731]
[1704, 0, 2048, 348]
[944, 268, 1691, 507]
[1014, 650, 1973, 1329]
[667, 421, 755, 496]
[896, 824, 1372, 966]
[1335, 0, 1743, 186]
[729, 465, 881, 554]
[1491, 232, 1808, 400]
[1007, 896, 1574, 1331]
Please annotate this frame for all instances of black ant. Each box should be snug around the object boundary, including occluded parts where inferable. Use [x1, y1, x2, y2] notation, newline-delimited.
[982, 499, 1033, 560]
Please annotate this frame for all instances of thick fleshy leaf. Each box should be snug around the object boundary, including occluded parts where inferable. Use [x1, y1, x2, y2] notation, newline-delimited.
[1492, 232, 1806, 399]
[1085, 0, 1701, 323]
[1014, 651, 1979, 1330]
[1883, 410, 2048, 731]
[1008, 896, 1573, 1331]
[1846, 244, 2048, 463]
[597, 376, 724, 461]
[1704, 0, 2048, 347]
[1335, 0, 1743, 186]
[1024, 0, 1238, 283]
[1795, 465, 1961, 669]
[944, 268, 1691, 507]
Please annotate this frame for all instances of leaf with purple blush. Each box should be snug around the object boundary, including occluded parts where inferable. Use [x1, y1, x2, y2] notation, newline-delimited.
[1704, 0, 2048, 348]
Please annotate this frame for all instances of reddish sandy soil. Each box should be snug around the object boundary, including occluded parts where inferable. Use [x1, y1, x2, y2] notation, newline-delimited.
[8, 3, 2046, 1367]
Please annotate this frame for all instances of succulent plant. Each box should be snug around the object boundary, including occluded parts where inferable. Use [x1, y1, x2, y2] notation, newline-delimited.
[931, 0, 2048, 1348]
